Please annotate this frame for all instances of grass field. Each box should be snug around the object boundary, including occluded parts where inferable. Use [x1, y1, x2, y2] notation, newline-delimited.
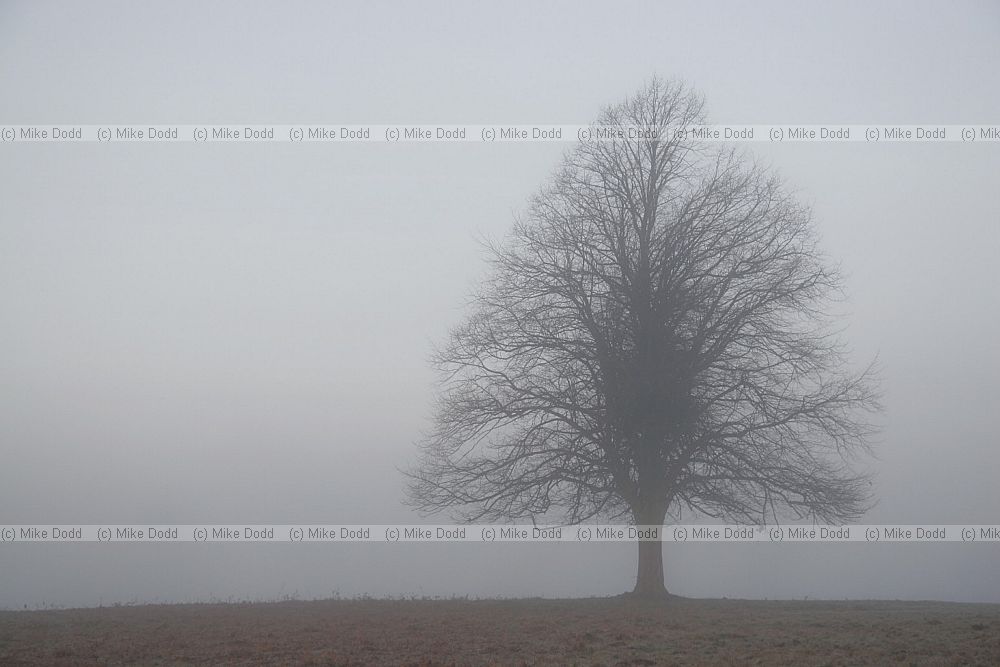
[2, 596, 999, 665]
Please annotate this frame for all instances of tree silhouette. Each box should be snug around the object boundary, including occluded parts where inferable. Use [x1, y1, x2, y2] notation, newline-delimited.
[406, 79, 880, 597]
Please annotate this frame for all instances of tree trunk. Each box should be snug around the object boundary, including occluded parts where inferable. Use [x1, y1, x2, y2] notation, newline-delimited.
[632, 504, 669, 597]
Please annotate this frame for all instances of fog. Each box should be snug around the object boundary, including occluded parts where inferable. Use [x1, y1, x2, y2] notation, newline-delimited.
[1, 0, 999, 608]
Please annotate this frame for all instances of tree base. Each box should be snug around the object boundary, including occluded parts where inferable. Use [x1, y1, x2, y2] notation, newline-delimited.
[618, 589, 686, 602]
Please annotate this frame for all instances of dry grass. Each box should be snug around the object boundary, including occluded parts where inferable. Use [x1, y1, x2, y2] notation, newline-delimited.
[1, 596, 999, 665]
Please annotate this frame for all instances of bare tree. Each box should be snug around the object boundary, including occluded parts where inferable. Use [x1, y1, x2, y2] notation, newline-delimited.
[405, 79, 880, 597]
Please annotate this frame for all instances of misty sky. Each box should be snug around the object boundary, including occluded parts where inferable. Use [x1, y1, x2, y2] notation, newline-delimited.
[1, 0, 999, 608]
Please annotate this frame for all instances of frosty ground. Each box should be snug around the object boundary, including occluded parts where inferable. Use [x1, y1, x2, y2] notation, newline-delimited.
[2, 596, 999, 665]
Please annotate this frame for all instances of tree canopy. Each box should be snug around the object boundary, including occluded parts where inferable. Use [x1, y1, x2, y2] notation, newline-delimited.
[405, 79, 880, 594]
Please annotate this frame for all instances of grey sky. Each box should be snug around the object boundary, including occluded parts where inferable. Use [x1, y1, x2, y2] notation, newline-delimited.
[1, 0, 999, 607]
